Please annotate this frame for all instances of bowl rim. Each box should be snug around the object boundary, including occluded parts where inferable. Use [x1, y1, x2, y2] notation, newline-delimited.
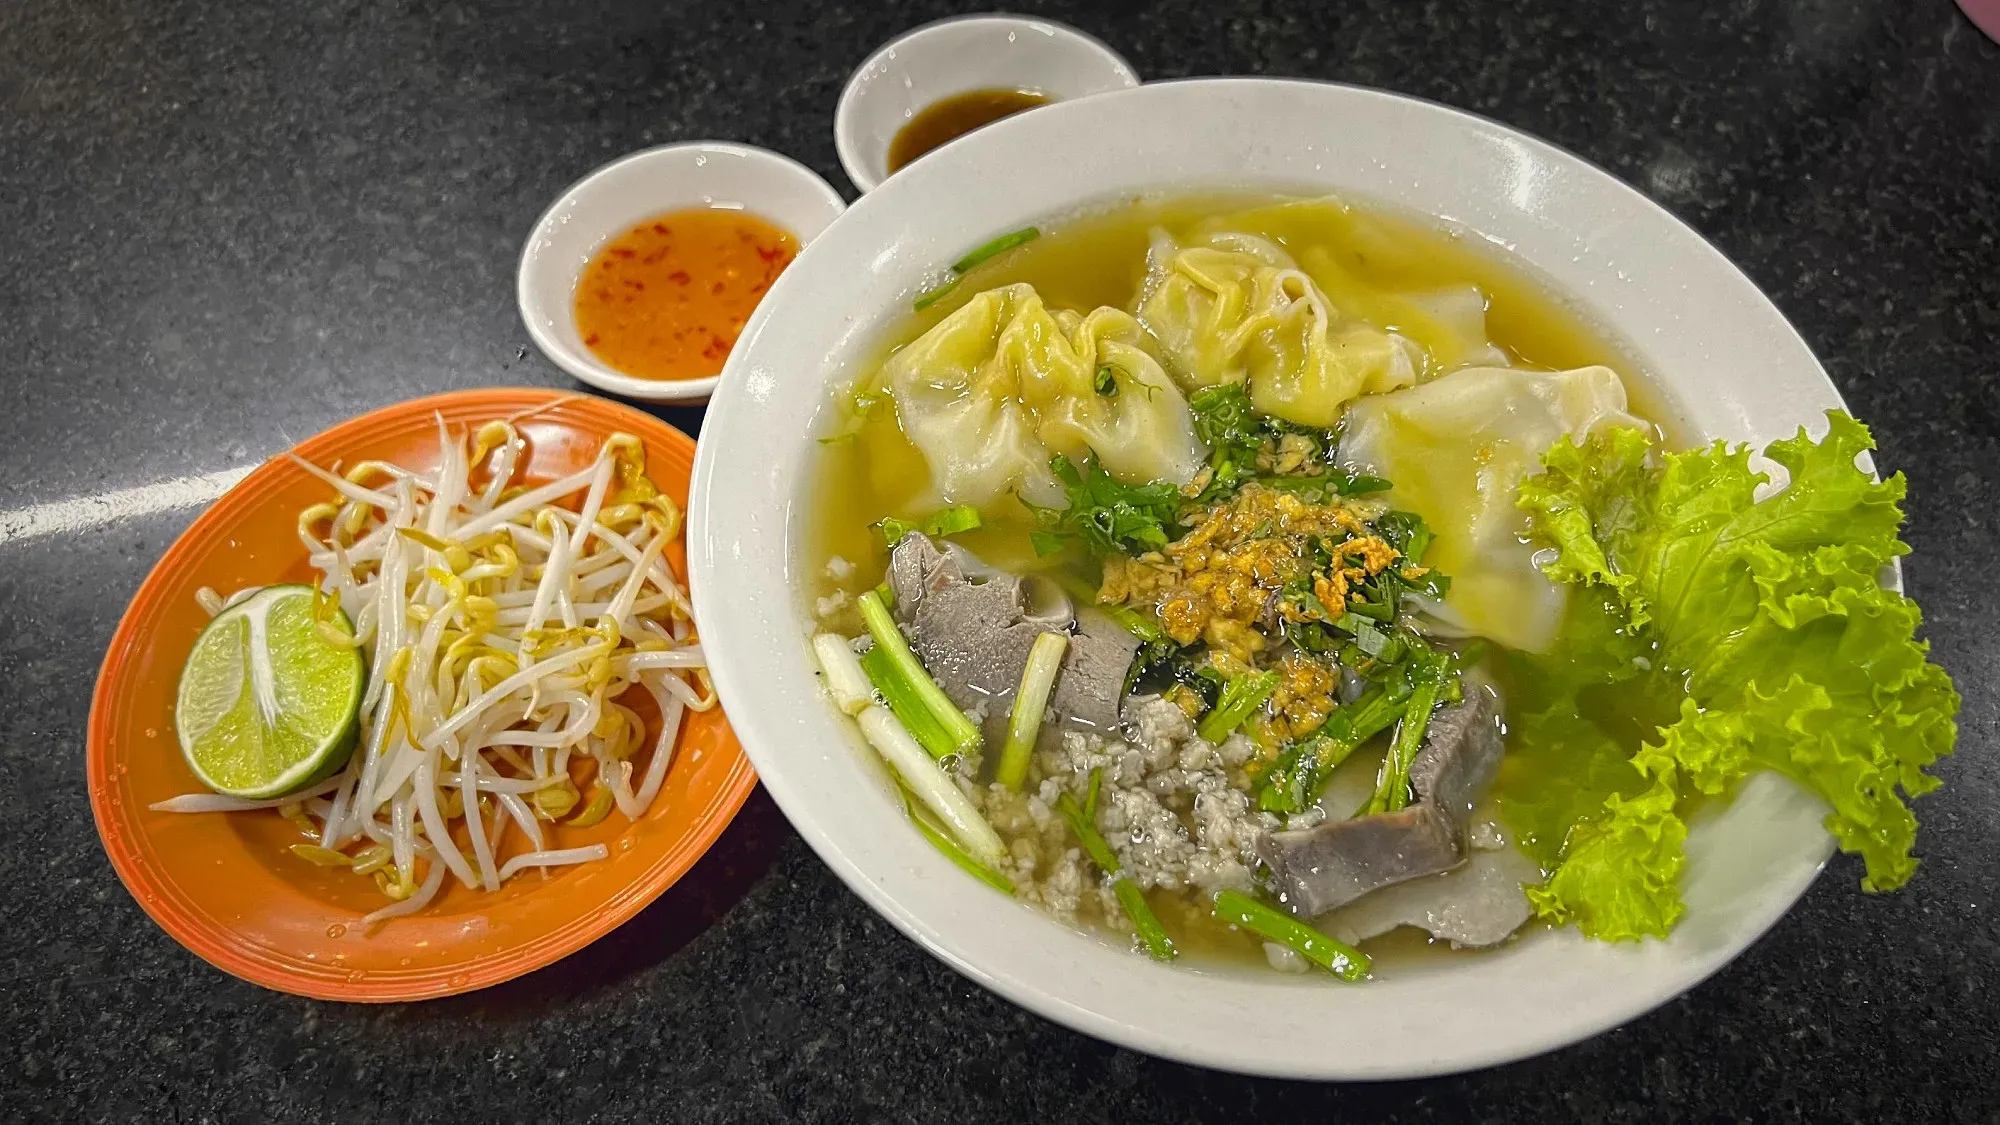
[695, 75, 1851, 1078]
[833, 12, 1140, 193]
[88, 386, 759, 1001]
[515, 141, 847, 404]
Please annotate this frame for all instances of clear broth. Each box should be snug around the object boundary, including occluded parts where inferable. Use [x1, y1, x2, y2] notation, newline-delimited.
[804, 192, 1677, 972]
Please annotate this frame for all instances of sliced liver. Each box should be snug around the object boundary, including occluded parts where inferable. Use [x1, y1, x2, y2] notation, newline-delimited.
[1255, 683, 1504, 916]
[886, 533, 1138, 741]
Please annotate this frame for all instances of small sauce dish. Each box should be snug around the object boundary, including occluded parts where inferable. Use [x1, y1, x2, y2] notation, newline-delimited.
[518, 142, 846, 403]
[835, 15, 1139, 193]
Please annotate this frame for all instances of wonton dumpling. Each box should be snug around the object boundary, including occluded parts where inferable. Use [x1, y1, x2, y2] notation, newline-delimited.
[1338, 366, 1647, 653]
[1027, 306, 1204, 486]
[1136, 233, 1421, 428]
[882, 283, 1205, 508]
[1400, 287, 1510, 372]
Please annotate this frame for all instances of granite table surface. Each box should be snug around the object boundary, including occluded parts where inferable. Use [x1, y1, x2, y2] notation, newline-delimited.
[4, 0, 1997, 1120]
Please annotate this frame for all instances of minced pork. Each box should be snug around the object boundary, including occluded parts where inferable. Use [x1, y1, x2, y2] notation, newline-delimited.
[963, 695, 1279, 934]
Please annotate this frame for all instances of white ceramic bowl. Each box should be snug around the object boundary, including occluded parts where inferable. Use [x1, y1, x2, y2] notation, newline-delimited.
[517, 142, 846, 403]
[834, 14, 1139, 193]
[693, 79, 1850, 1079]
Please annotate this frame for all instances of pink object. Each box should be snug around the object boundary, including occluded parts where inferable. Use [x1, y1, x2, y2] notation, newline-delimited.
[1960, 0, 2000, 44]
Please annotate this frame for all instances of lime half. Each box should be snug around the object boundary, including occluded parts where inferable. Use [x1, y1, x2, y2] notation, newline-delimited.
[174, 584, 365, 799]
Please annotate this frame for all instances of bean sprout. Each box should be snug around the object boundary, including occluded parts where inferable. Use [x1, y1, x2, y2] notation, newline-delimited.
[160, 417, 703, 928]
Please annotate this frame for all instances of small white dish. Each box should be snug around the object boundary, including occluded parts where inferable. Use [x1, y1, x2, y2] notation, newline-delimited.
[835, 14, 1139, 193]
[517, 142, 846, 403]
[694, 78, 1859, 1079]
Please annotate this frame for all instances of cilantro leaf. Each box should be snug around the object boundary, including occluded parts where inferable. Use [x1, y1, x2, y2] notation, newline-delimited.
[1027, 454, 1184, 559]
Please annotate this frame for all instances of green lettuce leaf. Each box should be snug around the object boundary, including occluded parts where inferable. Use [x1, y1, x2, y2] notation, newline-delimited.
[1525, 771, 1687, 940]
[1513, 411, 1959, 941]
[1495, 590, 1662, 870]
[1516, 425, 1656, 625]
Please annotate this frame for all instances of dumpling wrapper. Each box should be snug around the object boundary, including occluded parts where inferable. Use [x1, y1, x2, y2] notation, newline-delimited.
[881, 283, 1205, 508]
[1177, 198, 1511, 377]
[1397, 286, 1511, 372]
[1136, 233, 1421, 429]
[1338, 365, 1647, 653]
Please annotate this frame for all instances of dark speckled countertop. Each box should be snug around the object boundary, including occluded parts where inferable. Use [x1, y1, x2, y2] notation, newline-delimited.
[4, 0, 1997, 1120]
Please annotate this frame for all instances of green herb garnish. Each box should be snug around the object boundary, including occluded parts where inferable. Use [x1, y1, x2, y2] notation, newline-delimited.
[1023, 454, 1184, 559]
[899, 783, 1015, 895]
[952, 226, 1040, 273]
[1055, 791, 1176, 962]
[912, 276, 961, 312]
[874, 504, 984, 547]
[1212, 889, 1369, 980]
[1196, 670, 1280, 744]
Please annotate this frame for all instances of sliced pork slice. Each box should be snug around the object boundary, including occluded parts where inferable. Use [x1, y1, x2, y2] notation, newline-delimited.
[886, 533, 1138, 742]
[1255, 682, 1504, 917]
[1056, 609, 1143, 732]
[1319, 836, 1539, 948]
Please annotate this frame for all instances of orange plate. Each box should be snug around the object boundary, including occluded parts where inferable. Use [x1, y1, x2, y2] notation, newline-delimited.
[87, 388, 756, 1002]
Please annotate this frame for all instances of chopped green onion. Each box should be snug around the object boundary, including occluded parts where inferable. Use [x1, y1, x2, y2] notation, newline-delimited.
[857, 707, 1004, 863]
[1054, 795, 1119, 886]
[1114, 882, 1174, 961]
[1093, 364, 1119, 397]
[856, 590, 980, 756]
[1256, 684, 1410, 814]
[924, 504, 982, 537]
[1337, 472, 1393, 495]
[1029, 530, 1067, 557]
[874, 516, 919, 546]
[1257, 475, 1333, 498]
[874, 581, 896, 612]
[900, 784, 1014, 895]
[1212, 889, 1370, 981]
[1083, 768, 1102, 820]
[952, 226, 1040, 273]
[1343, 599, 1396, 622]
[875, 505, 983, 547]
[861, 646, 955, 759]
[913, 276, 961, 312]
[997, 631, 1068, 790]
[1197, 670, 1280, 744]
[1101, 602, 1166, 643]
[810, 633, 874, 716]
[1055, 792, 1176, 961]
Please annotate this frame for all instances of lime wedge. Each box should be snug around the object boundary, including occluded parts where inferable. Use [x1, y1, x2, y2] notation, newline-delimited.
[174, 584, 365, 799]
